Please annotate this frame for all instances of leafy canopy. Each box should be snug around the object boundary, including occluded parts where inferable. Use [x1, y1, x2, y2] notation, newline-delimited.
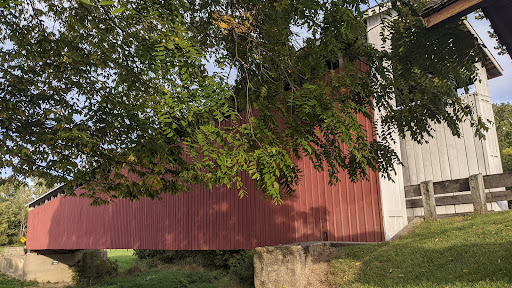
[493, 103, 512, 172]
[0, 179, 46, 244]
[0, 0, 486, 204]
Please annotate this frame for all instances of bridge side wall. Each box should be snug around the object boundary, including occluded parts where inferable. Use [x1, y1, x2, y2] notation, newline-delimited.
[27, 114, 384, 250]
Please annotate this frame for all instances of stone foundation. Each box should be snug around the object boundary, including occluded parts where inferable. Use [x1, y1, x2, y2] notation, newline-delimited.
[254, 242, 363, 288]
[0, 247, 82, 284]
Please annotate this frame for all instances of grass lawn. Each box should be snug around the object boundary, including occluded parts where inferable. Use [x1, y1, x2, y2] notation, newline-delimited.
[331, 210, 512, 288]
[107, 249, 137, 272]
[89, 265, 240, 288]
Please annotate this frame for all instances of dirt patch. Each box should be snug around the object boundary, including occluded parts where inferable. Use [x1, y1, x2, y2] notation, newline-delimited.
[305, 246, 339, 288]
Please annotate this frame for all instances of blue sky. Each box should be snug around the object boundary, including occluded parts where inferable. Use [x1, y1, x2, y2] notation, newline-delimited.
[467, 13, 512, 104]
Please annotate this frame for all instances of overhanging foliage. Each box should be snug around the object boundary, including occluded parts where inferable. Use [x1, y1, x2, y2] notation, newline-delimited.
[0, 0, 487, 204]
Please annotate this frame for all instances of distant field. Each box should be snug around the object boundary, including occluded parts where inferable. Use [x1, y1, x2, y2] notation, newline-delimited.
[331, 210, 512, 287]
[106, 249, 137, 272]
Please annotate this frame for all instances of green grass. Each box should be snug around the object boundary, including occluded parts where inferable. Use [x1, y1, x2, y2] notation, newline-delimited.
[107, 250, 137, 272]
[89, 266, 239, 288]
[0, 274, 37, 288]
[91, 250, 244, 287]
[331, 210, 512, 288]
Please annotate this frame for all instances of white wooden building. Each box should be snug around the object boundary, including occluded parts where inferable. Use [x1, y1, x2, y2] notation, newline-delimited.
[401, 23, 506, 216]
[366, 7, 506, 239]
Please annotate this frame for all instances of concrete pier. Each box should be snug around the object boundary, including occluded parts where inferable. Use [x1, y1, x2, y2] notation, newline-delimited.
[0, 247, 83, 284]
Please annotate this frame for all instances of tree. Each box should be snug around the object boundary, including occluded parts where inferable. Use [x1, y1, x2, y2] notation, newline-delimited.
[0, 180, 46, 244]
[493, 103, 512, 172]
[0, 0, 487, 204]
[0, 201, 16, 245]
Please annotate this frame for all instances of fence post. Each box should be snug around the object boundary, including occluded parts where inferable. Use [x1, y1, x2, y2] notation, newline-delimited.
[469, 173, 487, 214]
[420, 180, 437, 221]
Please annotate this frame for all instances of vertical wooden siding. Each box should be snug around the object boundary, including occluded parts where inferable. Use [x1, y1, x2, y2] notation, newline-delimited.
[401, 93, 505, 216]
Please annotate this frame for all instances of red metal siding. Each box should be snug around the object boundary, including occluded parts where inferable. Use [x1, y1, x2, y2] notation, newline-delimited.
[27, 120, 383, 250]
[27, 60, 384, 250]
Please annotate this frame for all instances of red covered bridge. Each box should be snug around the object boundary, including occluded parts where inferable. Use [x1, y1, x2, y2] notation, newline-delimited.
[26, 114, 385, 251]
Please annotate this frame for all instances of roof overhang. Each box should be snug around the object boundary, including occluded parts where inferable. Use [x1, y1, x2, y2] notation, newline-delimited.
[480, 0, 512, 56]
[26, 184, 65, 209]
[464, 20, 503, 80]
[421, 0, 512, 58]
[365, 4, 503, 80]
[422, 0, 484, 27]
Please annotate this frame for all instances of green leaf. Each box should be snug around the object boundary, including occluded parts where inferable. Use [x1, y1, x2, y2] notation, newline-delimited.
[111, 6, 125, 15]
[98, 0, 115, 5]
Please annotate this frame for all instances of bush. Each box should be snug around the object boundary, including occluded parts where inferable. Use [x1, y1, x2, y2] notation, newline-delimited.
[133, 249, 254, 286]
[125, 265, 142, 276]
[133, 249, 227, 269]
[72, 250, 118, 286]
[227, 250, 254, 287]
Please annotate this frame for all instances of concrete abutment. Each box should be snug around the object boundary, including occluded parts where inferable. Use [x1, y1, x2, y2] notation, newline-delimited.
[254, 242, 374, 288]
[0, 247, 85, 284]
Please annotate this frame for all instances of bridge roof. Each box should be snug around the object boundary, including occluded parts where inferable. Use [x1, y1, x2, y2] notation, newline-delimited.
[421, 0, 512, 57]
[27, 185, 65, 209]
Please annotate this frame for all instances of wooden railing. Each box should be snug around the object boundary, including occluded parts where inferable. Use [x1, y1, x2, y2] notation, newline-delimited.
[404, 172, 512, 220]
